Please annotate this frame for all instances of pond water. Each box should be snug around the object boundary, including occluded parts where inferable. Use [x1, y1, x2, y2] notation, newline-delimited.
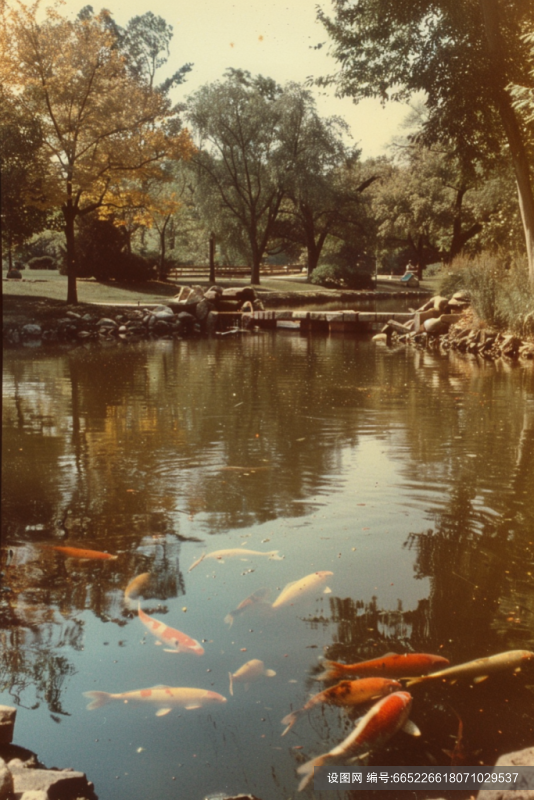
[2, 332, 534, 800]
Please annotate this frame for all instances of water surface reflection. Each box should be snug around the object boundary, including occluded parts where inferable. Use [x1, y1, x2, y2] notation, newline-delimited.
[2, 335, 534, 799]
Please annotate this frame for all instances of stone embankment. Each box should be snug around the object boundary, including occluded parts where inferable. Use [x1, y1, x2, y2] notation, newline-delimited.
[0, 705, 96, 800]
[375, 292, 534, 361]
[2, 283, 431, 346]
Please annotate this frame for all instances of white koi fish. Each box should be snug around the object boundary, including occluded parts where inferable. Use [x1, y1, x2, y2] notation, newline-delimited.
[188, 548, 283, 572]
[406, 650, 534, 686]
[296, 691, 420, 791]
[124, 572, 151, 605]
[229, 659, 276, 695]
[272, 571, 333, 609]
[138, 605, 204, 655]
[84, 686, 226, 716]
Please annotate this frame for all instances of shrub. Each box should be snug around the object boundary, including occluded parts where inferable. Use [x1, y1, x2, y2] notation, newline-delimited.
[27, 255, 56, 270]
[310, 263, 374, 291]
[439, 252, 534, 335]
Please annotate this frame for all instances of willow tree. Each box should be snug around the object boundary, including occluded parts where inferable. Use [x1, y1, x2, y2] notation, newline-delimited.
[318, 0, 534, 284]
[3, 2, 194, 303]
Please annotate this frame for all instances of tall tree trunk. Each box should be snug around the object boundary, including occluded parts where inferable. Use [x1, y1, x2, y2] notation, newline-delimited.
[480, 0, 534, 284]
[63, 201, 78, 304]
[209, 232, 216, 284]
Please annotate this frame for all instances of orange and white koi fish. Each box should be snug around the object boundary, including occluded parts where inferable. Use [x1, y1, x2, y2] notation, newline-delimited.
[229, 659, 276, 695]
[224, 588, 270, 627]
[43, 544, 118, 560]
[124, 572, 151, 604]
[406, 650, 534, 686]
[281, 677, 402, 736]
[84, 686, 226, 716]
[138, 605, 204, 655]
[272, 571, 333, 609]
[296, 691, 420, 791]
[317, 652, 449, 682]
[189, 548, 283, 572]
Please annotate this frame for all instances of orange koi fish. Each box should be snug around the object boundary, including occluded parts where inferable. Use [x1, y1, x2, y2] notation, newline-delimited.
[272, 571, 333, 609]
[138, 605, 204, 655]
[43, 544, 118, 560]
[189, 548, 283, 572]
[224, 588, 270, 627]
[296, 691, 420, 791]
[124, 572, 151, 604]
[281, 677, 402, 736]
[229, 659, 276, 695]
[317, 652, 449, 682]
[406, 650, 534, 686]
[84, 686, 226, 716]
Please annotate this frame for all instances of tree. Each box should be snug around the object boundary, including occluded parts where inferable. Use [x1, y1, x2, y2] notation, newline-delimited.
[371, 145, 512, 274]
[3, 3, 194, 303]
[317, 0, 534, 283]
[275, 149, 379, 277]
[187, 71, 320, 284]
[0, 95, 49, 269]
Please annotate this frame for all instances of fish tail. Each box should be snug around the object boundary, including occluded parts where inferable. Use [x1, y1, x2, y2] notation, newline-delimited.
[229, 672, 234, 696]
[281, 710, 300, 736]
[315, 660, 343, 682]
[405, 677, 425, 687]
[188, 553, 205, 572]
[224, 613, 234, 627]
[269, 551, 283, 560]
[297, 754, 329, 792]
[83, 691, 112, 710]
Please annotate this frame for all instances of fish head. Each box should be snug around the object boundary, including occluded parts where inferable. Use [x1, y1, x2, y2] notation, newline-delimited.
[316, 571, 334, 578]
[204, 690, 227, 704]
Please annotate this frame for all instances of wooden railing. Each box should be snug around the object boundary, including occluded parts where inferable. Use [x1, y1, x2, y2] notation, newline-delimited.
[166, 264, 303, 280]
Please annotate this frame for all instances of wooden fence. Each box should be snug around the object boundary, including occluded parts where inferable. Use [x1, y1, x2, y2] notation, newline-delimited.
[167, 264, 304, 280]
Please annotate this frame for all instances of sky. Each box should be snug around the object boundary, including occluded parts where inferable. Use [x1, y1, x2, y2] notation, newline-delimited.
[64, 0, 411, 158]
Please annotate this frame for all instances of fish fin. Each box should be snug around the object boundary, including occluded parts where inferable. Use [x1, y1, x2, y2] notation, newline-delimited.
[315, 659, 340, 682]
[405, 677, 423, 687]
[269, 552, 283, 560]
[163, 648, 180, 653]
[349, 752, 369, 764]
[154, 641, 162, 646]
[297, 754, 328, 792]
[155, 708, 172, 717]
[281, 711, 298, 736]
[188, 553, 206, 572]
[402, 719, 421, 737]
[323, 586, 332, 594]
[473, 675, 488, 684]
[83, 691, 112, 710]
[265, 669, 276, 677]
[229, 672, 234, 697]
[224, 614, 234, 627]
[185, 703, 202, 710]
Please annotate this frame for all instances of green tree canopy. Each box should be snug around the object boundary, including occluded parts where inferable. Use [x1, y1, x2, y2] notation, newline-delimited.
[318, 0, 534, 282]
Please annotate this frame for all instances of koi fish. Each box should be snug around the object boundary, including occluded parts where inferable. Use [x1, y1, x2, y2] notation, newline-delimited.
[138, 605, 204, 655]
[224, 588, 270, 627]
[281, 677, 402, 736]
[43, 544, 118, 560]
[188, 548, 283, 572]
[406, 650, 534, 686]
[229, 659, 276, 695]
[124, 572, 151, 604]
[84, 686, 226, 716]
[317, 652, 449, 682]
[271, 571, 333, 609]
[296, 691, 420, 791]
